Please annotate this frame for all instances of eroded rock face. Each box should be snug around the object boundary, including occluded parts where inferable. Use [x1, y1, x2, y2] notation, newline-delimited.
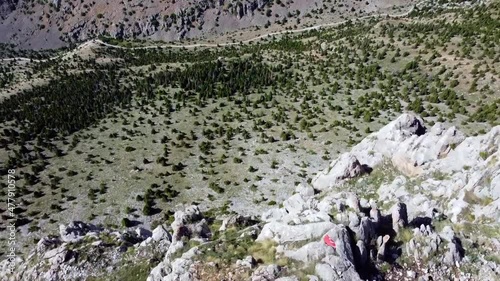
[36, 236, 62, 254]
[2, 0, 393, 49]
[325, 225, 355, 264]
[321, 254, 362, 281]
[313, 112, 499, 224]
[312, 113, 429, 189]
[147, 206, 213, 281]
[326, 113, 468, 179]
[406, 227, 442, 261]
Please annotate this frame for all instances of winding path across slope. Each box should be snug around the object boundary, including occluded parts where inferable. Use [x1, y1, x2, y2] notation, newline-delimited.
[0, 0, 435, 63]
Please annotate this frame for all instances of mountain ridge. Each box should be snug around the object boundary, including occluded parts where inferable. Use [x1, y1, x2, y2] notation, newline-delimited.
[0, 0, 417, 49]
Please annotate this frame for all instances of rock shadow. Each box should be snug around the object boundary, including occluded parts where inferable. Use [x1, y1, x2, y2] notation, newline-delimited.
[347, 226, 382, 280]
[361, 164, 373, 174]
[126, 220, 142, 227]
[409, 216, 432, 228]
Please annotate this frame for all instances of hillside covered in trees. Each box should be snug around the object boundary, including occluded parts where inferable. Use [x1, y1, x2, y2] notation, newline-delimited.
[0, 0, 499, 280]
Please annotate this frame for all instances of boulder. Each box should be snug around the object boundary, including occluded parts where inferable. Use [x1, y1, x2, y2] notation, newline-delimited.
[139, 237, 154, 247]
[315, 263, 338, 281]
[36, 236, 61, 255]
[152, 225, 172, 242]
[312, 153, 368, 190]
[52, 0, 61, 8]
[257, 221, 335, 244]
[219, 214, 256, 231]
[296, 183, 315, 197]
[261, 208, 288, 222]
[165, 240, 184, 261]
[147, 262, 170, 281]
[307, 275, 320, 281]
[236, 255, 256, 269]
[391, 153, 424, 177]
[192, 219, 211, 240]
[173, 205, 203, 226]
[439, 225, 455, 243]
[43, 246, 76, 266]
[151, 247, 201, 281]
[165, 258, 196, 281]
[251, 264, 281, 281]
[119, 231, 143, 245]
[59, 221, 102, 243]
[376, 113, 426, 142]
[284, 241, 334, 263]
[317, 196, 344, 215]
[136, 227, 152, 239]
[320, 42, 328, 51]
[348, 212, 360, 229]
[283, 193, 311, 215]
[322, 255, 362, 281]
[171, 205, 211, 242]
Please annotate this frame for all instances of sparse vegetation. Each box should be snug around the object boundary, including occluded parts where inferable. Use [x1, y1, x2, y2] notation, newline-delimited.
[0, 2, 499, 279]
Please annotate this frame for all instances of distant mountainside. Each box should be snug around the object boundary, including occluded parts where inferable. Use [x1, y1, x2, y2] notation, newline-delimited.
[0, 0, 414, 49]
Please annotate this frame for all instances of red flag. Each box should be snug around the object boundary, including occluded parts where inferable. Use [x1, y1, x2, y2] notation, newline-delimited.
[323, 234, 336, 248]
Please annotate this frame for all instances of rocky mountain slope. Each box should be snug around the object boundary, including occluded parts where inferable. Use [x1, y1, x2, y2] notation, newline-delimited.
[2, 113, 498, 280]
[0, 0, 416, 49]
